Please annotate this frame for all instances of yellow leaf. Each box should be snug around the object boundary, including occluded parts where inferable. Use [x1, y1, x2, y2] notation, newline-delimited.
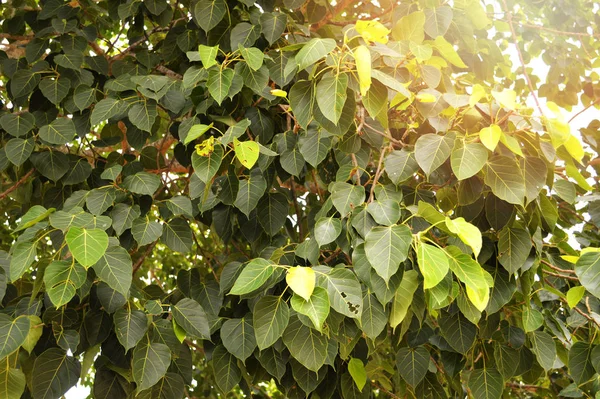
[233, 138, 260, 169]
[415, 93, 437, 102]
[560, 255, 579, 264]
[491, 89, 517, 110]
[195, 136, 215, 156]
[499, 132, 524, 157]
[564, 134, 584, 163]
[445, 217, 482, 257]
[286, 266, 315, 301]
[566, 286, 586, 309]
[469, 84, 487, 107]
[355, 20, 390, 44]
[565, 161, 593, 191]
[270, 89, 287, 97]
[432, 36, 467, 68]
[466, 285, 489, 312]
[354, 45, 372, 96]
[479, 124, 501, 151]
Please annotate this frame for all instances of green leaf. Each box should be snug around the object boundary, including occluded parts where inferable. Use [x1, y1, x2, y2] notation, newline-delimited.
[484, 155, 526, 206]
[295, 38, 336, 71]
[10, 69, 40, 98]
[93, 246, 133, 296]
[424, 6, 453, 37]
[131, 218, 163, 246]
[384, 149, 419, 185]
[283, 316, 328, 372]
[193, 0, 227, 32]
[316, 266, 363, 318]
[566, 286, 586, 308]
[280, 148, 305, 176]
[0, 367, 25, 399]
[520, 157, 548, 203]
[467, 369, 503, 399]
[290, 287, 329, 332]
[439, 311, 476, 354]
[161, 218, 193, 253]
[253, 295, 290, 350]
[234, 138, 260, 169]
[234, 171, 267, 217]
[257, 192, 288, 236]
[5, 138, 34, 166]
[366, 200, 401, 226]
[114, 307, 148, 351]
[522, 307, 543, 332]
[65, 227, 109, 267]
[132, 338, 171, 392]
[417, 241, 450, 289]
[316, 73, 348, 125]
[329, 182, 365, 217]
[39, 77, 70, 105]
[220, 317, 256, 362]
[207, 68, 234, 105]
[414, 133, 453, 177]
[0, 315, 29, 359]
[172, 298, 210, 339]
[529, 331, 556, 370]
[91, 98, 125, 126]
[123, 172, 161, 195]
[230, 23, 261, 49]
[568, 342, 595, 384]
[314, 217, 342, 246]
[44, 260, 87, 307]
[575, 252, 600, 299]
[198, 44, 219, 68]
[298, 129, 332, 168]
[73, 85, 96, 111]
[128, 101, 157, 132]
[359, 293, 386, 339]
[396, 346, 429, 386]
[364, 225, 412, 283]
[445, 217, 482, 257]
[498, 227, 531, 275]
[30, 151, 69, 181]
[86, 187, 116, 216]
[15, 205, 53, 232]
[9, 241, 37, 281]
[32, 348, 81, 399]
[192, 143, 224, 184]
[230, 258, 276, 295]
[348, 358, 367, 392]
[392, 11, 425, 42]
[289, 81, 314, 129]
[110, 204, 140, 236]
[390, 270, 419, 329]
[0, 112, 35, 137]
[445, 247, 489, 311]
[260, 12, 287, 45]
[211, 345, 241, 393]
[450, 142, 488, 180]
[183, 123, 213, 145]
[479, 125, 502, 151]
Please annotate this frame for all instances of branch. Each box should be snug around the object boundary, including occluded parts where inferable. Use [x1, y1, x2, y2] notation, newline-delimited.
[568, 98, 600, 123]
[501, 0, 544, 117]
[0, 169, 35, 201]
[311, 0, 355, 31]
[132, 240, 158, 274]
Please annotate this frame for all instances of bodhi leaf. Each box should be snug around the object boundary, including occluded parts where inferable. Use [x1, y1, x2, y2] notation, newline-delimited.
[233, 139, 260, 169]
[364, 225, 411, 283]
[286, 266, 315, 301]
[65, 227, 109, 267]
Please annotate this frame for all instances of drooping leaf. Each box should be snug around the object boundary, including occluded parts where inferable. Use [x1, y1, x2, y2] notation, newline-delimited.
[253, 296, 290, 350]
[132, 338, 171, 392]
[31, 348, 81, 399]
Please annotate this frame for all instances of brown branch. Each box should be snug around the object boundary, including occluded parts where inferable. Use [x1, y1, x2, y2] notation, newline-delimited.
[568, 98, 600, 124]
[542, 269, 579, 281]
[371, 381, 401, 399]
[132, 240, 158, 274]
[501, 0, 544, 117]
[311, 0, 355, 31]
[540, 259, 575, 274]
[322, 248, 342, 264]
[0, 169, 35, 201]
[290, 178, 304, 240]
[368, 145, 387, 203]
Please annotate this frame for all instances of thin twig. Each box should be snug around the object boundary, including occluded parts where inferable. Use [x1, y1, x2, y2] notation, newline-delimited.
[542, 269, 579, 281]
[568, 98, 600, 123]
[371, 381, 402, 399]
[0, 169, 35, 201]
[501, 0, 544, 116]
[132, 240, 158, 274]
[540, 259, 575, 274]
[368, 145, 387, 203]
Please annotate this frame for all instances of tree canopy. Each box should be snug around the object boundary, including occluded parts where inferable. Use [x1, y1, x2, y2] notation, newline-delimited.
[1, 0, 600, 397]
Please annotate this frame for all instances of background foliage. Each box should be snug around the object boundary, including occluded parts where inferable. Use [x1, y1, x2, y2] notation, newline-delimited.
[1, 0, 600, 397]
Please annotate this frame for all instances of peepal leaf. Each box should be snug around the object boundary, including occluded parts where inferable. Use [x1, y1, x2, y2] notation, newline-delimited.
[65, 227, 109, 267]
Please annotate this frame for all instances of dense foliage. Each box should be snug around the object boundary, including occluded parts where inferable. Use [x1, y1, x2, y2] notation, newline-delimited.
[1, 0, 600, 397]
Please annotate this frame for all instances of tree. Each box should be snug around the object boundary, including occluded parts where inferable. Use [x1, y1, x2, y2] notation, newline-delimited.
[0, 0, 600, 397]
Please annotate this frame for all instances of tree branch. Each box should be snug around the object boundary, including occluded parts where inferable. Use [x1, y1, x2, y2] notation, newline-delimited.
[501, 0, 544, 117]
[311, 0, 355, 31]
[0, 169, 35, 201]
[132, 240, 158, 274]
